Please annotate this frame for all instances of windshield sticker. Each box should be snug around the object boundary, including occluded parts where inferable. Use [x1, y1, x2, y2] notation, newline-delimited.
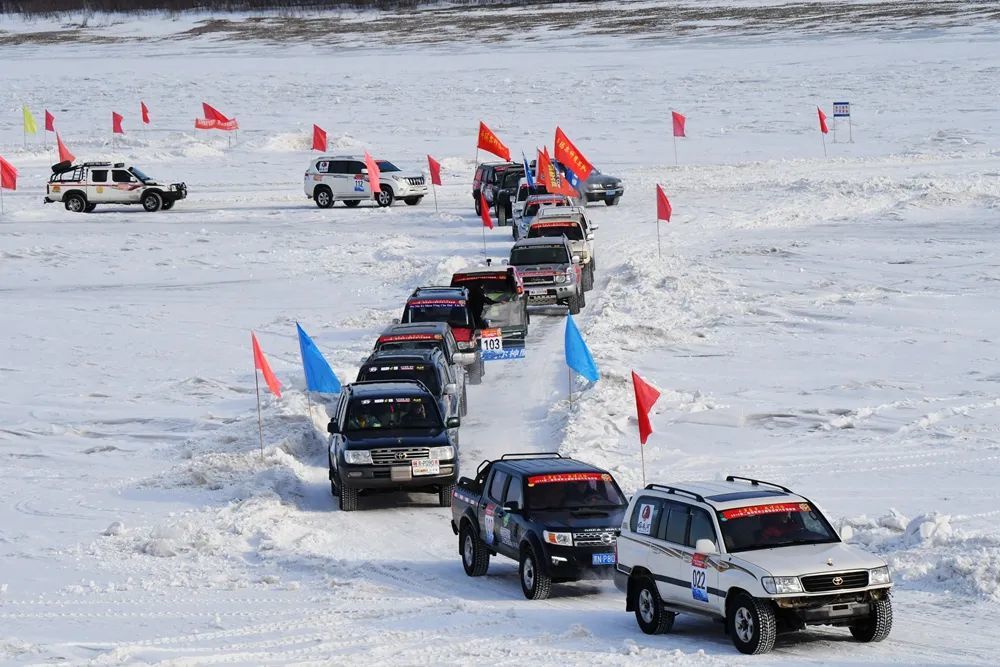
[378, 334, 442, 343]
[527, 472, 609, 486]
[532, 221, 576, 229]
[636, 503, 655, 535]
[720, 502, 811, 521]
[409, 299, 465, 307]
[453, 273, 508, 282]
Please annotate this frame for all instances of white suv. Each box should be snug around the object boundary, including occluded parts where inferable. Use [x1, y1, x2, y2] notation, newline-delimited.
[304, 155, 427, 208]
[615, 476, 892, 655]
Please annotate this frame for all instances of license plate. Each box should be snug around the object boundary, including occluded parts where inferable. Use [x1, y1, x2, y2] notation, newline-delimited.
[411, 459, 440, 476]
[592, 553, 616, 565]
[390, 466, 412, 482]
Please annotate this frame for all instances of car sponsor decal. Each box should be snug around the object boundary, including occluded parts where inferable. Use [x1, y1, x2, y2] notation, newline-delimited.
[691, 552, 709, 602]
[636, 503, 655, 535]
[378, 334, 443, 343]
[483, 504, 495, 545]
[519, 270, 558, 278]
[408, 299, 465, 307]
[720, 502, 811, 520]
[531, 221, 578, 229]
[526, 472, 608, 486]
[452, 273, 509, 282]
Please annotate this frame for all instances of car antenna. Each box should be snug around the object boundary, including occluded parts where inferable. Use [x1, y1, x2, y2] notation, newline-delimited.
[486, 258, 492, 266]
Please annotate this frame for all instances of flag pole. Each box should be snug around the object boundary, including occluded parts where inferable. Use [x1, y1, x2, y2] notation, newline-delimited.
[656, 219, 662, 259]
[672, 133, 678, 166]
[0, 186, 5, 217]
[432, 182, 439, 213]
[482, 222, 487, 255]
[821, 132, 827, 158]
[568, 366, 573, 408]
[640, 442, 646, 487]
[253, 355, 265, 460]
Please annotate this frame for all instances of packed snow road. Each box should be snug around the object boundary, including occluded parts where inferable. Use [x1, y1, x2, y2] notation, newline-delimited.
[2, 12, 999, 666]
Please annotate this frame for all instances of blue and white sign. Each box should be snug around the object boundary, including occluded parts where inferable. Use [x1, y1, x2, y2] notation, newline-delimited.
[481, 329, 526, 361]
[833, 102, 851, 117]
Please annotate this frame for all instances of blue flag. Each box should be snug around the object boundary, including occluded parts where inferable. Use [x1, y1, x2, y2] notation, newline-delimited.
[522, 152, 535, 189]
[296, 323, 342, 394]
[564, 315, 599, 383]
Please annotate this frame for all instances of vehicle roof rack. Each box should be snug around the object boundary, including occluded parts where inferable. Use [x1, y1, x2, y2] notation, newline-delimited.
[724, 475, 792, 493]
[644, 484, 705, 503]
[500, 452, 564, 461]
[82, 161, 112, 167]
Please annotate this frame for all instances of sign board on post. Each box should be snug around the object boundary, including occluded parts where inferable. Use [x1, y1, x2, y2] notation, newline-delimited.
[480, 328, 525, 361]
[832, 101, 853, 143]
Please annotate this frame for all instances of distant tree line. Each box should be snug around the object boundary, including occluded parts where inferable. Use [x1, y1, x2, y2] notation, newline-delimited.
[0, 0, 545, 13]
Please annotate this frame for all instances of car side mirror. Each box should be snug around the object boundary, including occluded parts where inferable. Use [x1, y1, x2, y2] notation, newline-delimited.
[444, 383, 457, 395]
[327, 421, 340, 434]
[591, 223, 600, 231]
[571, 256, 581, 264]
[586, 233, 595, 241]
[695, 538, 718, 554]
[501, 259, 509, 265]
[360, 168, 368, 175]
[503, 501, 521, 514]
[392, 317, 400, 324]
[446, 416, 461, 428]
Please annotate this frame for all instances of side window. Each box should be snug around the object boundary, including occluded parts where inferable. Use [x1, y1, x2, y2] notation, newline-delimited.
[445, 330, 458, 354]
[488, 470, 509, 504]
[688, 508, 717, 549]
[91, 170, 108, 183]
[350, 161, 366, 175]
[629, 496, 663, 537]
[504, 476, 523, 507]
[661, 502, 690, 545]
[112, 170, 132, 183]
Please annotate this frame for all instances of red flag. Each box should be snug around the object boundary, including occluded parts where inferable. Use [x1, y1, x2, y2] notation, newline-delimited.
[631, 371, 661, 445]
[0, 156, 17, 191]
[203, 103, 230, 123]
[553, 127, 594, 181]
[251, 332, 282, 399]
[44, 110, 55, 132]
[112, 112, 125, 135]
[538, 146, 555, 191]
[312, 124, 327, 152]
[479, 191, 493, 229]
[364, 150, 381, 201]
[656, 184, 672, 222]
[817, 106, 829, 134]
[671, 111, 686, 138]
[141, 101, 150, 125]
[199, 103, 238, 131]
[477, 121, 511, 161]
[427, 155, 442, 186]
[56, 133, 75, 164]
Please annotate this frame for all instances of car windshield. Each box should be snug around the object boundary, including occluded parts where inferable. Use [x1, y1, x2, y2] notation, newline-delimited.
[500, 171, 522, 188]
[376, 161, 401, 172]
[452, 276, 514, 302]
[377, 340, 443, 355]
[346, 396, 441, 432]
[717, 502, 840, 553]
[529, 224, 583, 241]
[525, 473, 626, 511]
[405, 302, 470, 329]
[357, 363, 441, 395]
[510, 246, 569, 266]
[129, 167, 151, 182]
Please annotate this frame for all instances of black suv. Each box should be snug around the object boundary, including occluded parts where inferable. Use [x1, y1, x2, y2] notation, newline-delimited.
[356, 348, 467, 422]
[327, 380, 460, 511]
[450, 453, 628, 599]
[472, 161, 524, 224]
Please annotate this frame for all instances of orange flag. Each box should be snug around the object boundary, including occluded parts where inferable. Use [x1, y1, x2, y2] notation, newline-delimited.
[251, 332, 282, 398]
[56, 133, 75, 164]
[553, 127, 593, 181]
[477, 121, 510, 161]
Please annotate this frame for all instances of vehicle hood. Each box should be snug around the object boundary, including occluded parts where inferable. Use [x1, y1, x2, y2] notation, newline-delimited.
[732, 541, 886, 577]
[585, 172, 621, 187]
[343, 429, 450, 449]
[528, 508, 626, 532]
[515, 263, 571, 275]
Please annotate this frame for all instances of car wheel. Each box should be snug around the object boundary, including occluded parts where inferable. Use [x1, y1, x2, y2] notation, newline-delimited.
[461, 384, 468, 417]
[633, 577, 675, 634]
[84, 203, 97, 213]
[343, 199, 360, 208]
[376, 185, 394, 207]
[64, 193, 87, 213]
[728, 593, 777, 655]
[403, 196, 423, 206]
[141, 191, 163, 212]
[438, 484, 455, 508]
[512, 223, 519, 241]
[498, 205, 508, 226]
[329, 476, 337, 497]
[338, 483, 359, 512]
[460, 523, 490, 577]
[568, 293, 581, 315]
[583, 264, 594, 292]
[850, 596, 893, 643]
[606, 196, 620, 206]
[474, 196, 482, 215]
[519, 543, 552, 600]
[314, 186, 334, 209]
[160, 200, 175, 211]
[468, 356, 484, 385]
[579, 288, 586, 308]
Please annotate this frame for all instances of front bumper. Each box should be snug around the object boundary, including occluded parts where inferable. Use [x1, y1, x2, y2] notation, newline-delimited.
[541, 543, 618, 581]
[163, 185, 187, 203]
[773, 588, 891, 626]
[394, 181, 429, 197]
[524, 284, 577, 304]
[585, 187, 623, 201]
[337, 462, 458, 491]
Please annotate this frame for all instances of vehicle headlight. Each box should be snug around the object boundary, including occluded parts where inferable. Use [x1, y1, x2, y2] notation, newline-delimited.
[554, 274, 567, 284]
[588, 183, 601, 190]
[761, 576, 803, 594]
[429, 445, 455, 460]
[869, 566, 891, 585]
[543, 530, 573, 546]
[343, 450, 373, 465]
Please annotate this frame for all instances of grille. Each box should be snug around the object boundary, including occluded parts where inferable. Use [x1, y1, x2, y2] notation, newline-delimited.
[573, 531, 618, 547]
[523, 275, 554, 285]
[801, 570, 869, 593]
[407, 176, 425, 186]
[370, 447, 430, 466]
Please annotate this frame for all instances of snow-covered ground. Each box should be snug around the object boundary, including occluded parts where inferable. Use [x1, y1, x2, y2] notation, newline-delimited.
[1, 7, 999, 664]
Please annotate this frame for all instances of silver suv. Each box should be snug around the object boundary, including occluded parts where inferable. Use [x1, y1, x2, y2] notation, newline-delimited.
[507, 236, 585, 314]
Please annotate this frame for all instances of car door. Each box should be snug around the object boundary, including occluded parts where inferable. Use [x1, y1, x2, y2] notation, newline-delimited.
[323, 160, 348, 197]
[655, 501, 695, 606]
[683, 506, 721, 610]
[88, 168, 110, 203]
[498, 475, 526, 556]
[626, 495, 667, 578]
[329, 393, 348, 475]
[481, 469, 509, 553]
[111, 169, 141, 203]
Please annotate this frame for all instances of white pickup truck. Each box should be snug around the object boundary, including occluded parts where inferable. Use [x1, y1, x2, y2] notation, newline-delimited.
[45, 161, 187, 213]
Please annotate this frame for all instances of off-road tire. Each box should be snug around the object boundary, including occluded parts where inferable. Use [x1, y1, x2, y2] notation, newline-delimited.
[583, 264, 594, 292]
[160, 200, 175, 211]
[606, 196, 620, 206]
[338, 483, 359, 512]
[633, 577, 675, 634]
[498, 205, 508, 226]
[64, 193, 87, 213]
[141, 191, 163, 213]
[468, 356, 484, 385]
[568, 293, 582, 315]
[519, 543, 552, 600]
[460, 523, 490, 576]
[343, 199, 360, 208]
[461, 384, 468, 417]
[438, 484, 455, 508]
[84, 203, 97, 213]
[474, 196, 482, 216]
[314, 186, 334, 209]
[850, 596, 893, 643]
[579, 288, 586, 308]
[404, 196, 423, 206]
[728, 593, 777, 655]
[376, 185, 394, 207]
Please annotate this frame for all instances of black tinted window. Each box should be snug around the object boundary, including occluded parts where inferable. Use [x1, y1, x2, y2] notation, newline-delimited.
[349, 161, 366, 174]
[661, 503, 690, 544]
[112, 170, 132, 183]
[90, 170, 108, 183]
[629, 497, 663, 537]
[489, 471, 509, 503]
[688, 508, 716, 548]
[505, 477, 523, 507]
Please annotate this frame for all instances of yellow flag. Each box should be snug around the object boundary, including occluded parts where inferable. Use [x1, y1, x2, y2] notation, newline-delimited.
[22, 105, 37, 135]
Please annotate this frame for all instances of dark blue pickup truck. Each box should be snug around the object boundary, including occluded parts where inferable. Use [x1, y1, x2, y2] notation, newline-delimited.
[450, 453, 628, 599]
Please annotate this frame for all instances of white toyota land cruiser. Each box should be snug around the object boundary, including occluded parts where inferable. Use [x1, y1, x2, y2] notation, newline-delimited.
[615, 476, 892, 654]
[45, 161, 187, 213]
[304, 155, 427, 208]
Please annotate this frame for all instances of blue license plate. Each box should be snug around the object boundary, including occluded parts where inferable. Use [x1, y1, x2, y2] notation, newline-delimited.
[592, 553, 616, 565]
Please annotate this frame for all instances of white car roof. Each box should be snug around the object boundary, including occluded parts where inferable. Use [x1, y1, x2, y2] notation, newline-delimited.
[641, 479, 809, 512]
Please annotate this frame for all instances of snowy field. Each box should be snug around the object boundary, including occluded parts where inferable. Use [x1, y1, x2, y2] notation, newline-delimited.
[1, 3, 999, 664]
